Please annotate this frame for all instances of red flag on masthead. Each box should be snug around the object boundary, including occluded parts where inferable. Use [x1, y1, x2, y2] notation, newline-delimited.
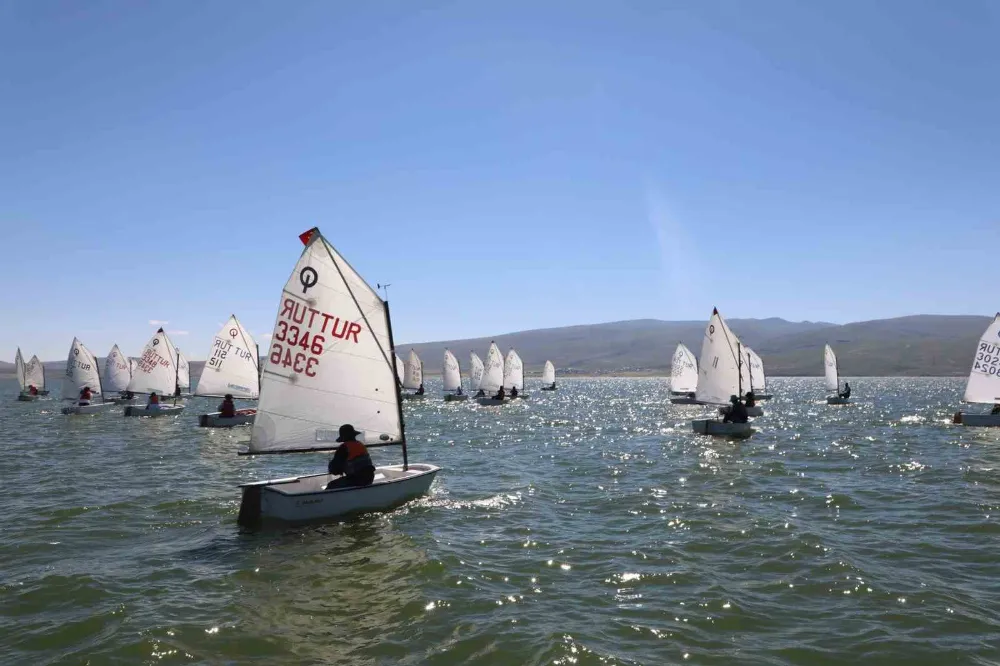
[299, 227, 320, 246]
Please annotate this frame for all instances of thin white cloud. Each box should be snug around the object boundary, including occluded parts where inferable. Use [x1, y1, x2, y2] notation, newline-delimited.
[260, 333, 273, 340]
[149, 319, 169, 326]
[168, 330, 190, 336]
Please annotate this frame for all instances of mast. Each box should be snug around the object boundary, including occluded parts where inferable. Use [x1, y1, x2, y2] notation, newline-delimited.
[746, 351, 753, 394]
[384, 300, 408, 470]
[174, 349, 180, 405]
[256, 344, 261, 385]
[737, 341, 743, 397]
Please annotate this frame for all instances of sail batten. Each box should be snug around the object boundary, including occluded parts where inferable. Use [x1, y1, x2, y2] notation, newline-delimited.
[963, 313, 1000, 404]
[670, 344, 698, 393]
[195, 315, 260, 398]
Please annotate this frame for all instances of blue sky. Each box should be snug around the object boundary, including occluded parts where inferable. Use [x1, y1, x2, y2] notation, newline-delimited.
[2, 0, 998, 361]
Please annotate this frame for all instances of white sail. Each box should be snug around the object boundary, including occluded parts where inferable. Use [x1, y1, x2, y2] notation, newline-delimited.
[746, 347, 766, 392]
[443, 349, 462, 392]
[470, 352, 485, 390]
[403, 350, 423, 390]
[25, 355, 45, 390]
[541, 360, 556, 385]
[963, 313, 1000, 404]
[503, 349, 524, 390]
[103, 344, 132, 393]
[62, 337, 103, 399]
[695, 309, 745, 406]
[824, 345, 839, 392]
[129, 358, 138, 377]
[480, 342, 504, 393]
[14, 348, 26, 390]
[127, 329, 180, 395]
[249, 228, 402, 454]
[176, 351, 191, 390]
[195, 315, 260, 399]
[670, 344, 697, 393]
[395, 354, 405, 385]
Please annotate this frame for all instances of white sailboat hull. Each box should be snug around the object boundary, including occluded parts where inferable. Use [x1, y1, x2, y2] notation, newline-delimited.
[691, 419, 754, 438]
[670, 397, 703, 405]
[199, 410, 256, 428]
[718, 405, 764, 417]
[826, 396, 850, 405]
[476, 397, 507, 406]
[444, 394, 469, 402]
[61, 402, 115, 415]
[541, 386, 557, 391]
[124, 404, 185, 418]
[238, 464, 440, 525]
[954, 412, 1000, 427]
[509, 393, 529, 400]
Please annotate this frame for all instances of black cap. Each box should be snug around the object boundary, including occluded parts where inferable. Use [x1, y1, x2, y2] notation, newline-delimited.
[336, 424, 361, 442]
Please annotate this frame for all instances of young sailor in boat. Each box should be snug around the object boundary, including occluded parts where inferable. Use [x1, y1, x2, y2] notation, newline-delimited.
[415, 383, 425, 396]
[510, 386, 519, 398]
[492, 386, 506, 401]
[455, 385, 463, 396]
[549, 382, 557, 390]
[326, 424, 376, 489]
[991, 404, 1000, 415]
[28, 385, 38, 396]
[147, 392, 161, 411]
[474, 388, 486, 398]
[174, 383, 182, 399]
[744, 390, 756, 408]
[839, 382, 851, 400]
[78, 386, 93, 406]
[219, 394, 236, 418]
[121, 390, 134, 400]
[722, 395, 749, 424]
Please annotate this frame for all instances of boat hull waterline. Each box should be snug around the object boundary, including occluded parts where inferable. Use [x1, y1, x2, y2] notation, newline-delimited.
[238, 464, 440, 525]
[61, 403, 115, 415]
[718, 405, 764, 417]
[124, 405, 186, 418]
[691, 419, 754, 439]
[199, 410, 256, 428]
[826, 396, 850, 405]
[953, 412, 1000, 427]
[443, 394, 469, 402]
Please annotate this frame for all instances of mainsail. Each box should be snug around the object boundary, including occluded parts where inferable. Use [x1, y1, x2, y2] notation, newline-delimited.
[480, 342, 504, 393]
[103, 344, 132, 393]
[196, 315, 260, 399]
[395, 354, 405, 386]
[62, 337, 103, 399]
[25, 355, 45, 390]
[695, 308, 745, 406]
[15, 348, 27, 391]
[824, 345, 839, 393]
[177, 351, 191, 391]
[127, 329, 180, 395]
[542, 360, 556, 385]
[746, 347, 766, 393]
[470, 352, 485, 391]
[403, 350, 423, 390]
[443, 349, 462, 392]
[248, 228, 402, 454]
[963, 313, 1000, 405]
[670, 343, 698, 393]
[503, 349, 524, 390]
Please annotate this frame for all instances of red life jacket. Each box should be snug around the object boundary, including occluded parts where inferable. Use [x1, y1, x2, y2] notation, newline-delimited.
[343, 440, 374, 476]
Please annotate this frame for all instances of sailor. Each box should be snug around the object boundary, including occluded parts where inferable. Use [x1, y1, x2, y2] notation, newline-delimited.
[219, 394, 236, 418]
[744, 390, 756, 408]
[28, 385, 38, 396]
[839, 382, 851, 400]
[475, 389, 486, 398]
[415, 383, 425, 396]
[455, 385, 463, 396]
[510, 386, 519, 399]
[722, 395, 749, 424]
[174, 382, 182, 398]
[79, 386, 93, 406]
[147, 392, 161, 411]
[326, 424, 376, 489]
[549, 382, 557, 390]
[492, 385, 506, 401]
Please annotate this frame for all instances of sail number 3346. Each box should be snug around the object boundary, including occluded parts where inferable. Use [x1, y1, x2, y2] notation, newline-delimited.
[268, 298, 364, 377]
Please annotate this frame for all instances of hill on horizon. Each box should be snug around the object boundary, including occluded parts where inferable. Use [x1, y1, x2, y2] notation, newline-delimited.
[0, 314, 990, 381]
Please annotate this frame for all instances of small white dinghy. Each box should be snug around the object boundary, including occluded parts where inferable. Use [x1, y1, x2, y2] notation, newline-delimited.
[14, 349, 37, 401]
[824, 345, 850, 405]
[237, 227, 439, 526]
[442, 349, 469, 401]
[669, 343, 701, 404]
[953, 313, 1000, 427]
[691, 308, 756, 438]
[745, 347, 772, 401]
[401, 349, 426, 399]
[17, 351, 47, 400]
[195, 315, 260, 427]
[540, 360, 557, 391]
[504, 349, 527, 399]
[475, 342, 508, 405]
[123, 328, 186, 417]
[61, 337, 113, 415]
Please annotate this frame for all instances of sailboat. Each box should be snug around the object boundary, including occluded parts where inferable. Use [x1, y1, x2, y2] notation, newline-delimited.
[236, 227, 439, 526]
[443, 349, 469, 401]
[541, 360, 557, 391]
[469, 351, 484, 394]
[401, 349, 425, 399]
[176, 350, 192, 397]
[123, 328, 186, 417]
[25, 355, 48, 396]
[691, 309, 755, 438]
[61, 338, 113, 415]
[14, 349, 36, 401]
[824, 345, 849, 404]
[196, 315, 260, 427]
[104, 344, 134, 403]
[668, 343, 700, 404]
[504, 349, 526, 398]
[746, 347, 772, 400]
[953, 313, 1000, 426]
[476, 342, 506, 405]
[395, 354, 405, 387]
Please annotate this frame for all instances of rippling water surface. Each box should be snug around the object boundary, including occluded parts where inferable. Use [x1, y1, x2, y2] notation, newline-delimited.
[2, 377, 1000, 665]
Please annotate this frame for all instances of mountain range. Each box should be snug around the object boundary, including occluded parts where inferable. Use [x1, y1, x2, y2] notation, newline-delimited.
[0, 314, 991, 381]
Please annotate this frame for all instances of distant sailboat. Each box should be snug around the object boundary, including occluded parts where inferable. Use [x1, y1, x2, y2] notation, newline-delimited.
[61, 338, 112, 415]
[476, 342, 506, 405]
[14, 349, 36, 401]
[124, 328, 186, 417]
[669, 343, 700, 404]
[402, 350, 425, 399]
[443, 349, 469, 401]
[104, 344, 134, 403]
[395, 354, 405, 386]
[176, 350, 192, 397]
[691, 309, 755, 438]
[236, 227, 439, 526]
[196, 315, 260, 427]
[541, 360, 557, 391]
[745, 347, 771, 400]
[824, 345, 850, 404]
[953, 313, 1000, 426]
[504, 349, 526, 398]
[469, 351, 485, 394]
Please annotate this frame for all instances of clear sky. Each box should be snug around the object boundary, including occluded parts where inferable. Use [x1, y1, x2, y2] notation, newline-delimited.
[2, 0, 998, 361]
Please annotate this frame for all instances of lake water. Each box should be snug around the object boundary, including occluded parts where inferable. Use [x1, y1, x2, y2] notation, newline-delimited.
[2, 377, 999, 665]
